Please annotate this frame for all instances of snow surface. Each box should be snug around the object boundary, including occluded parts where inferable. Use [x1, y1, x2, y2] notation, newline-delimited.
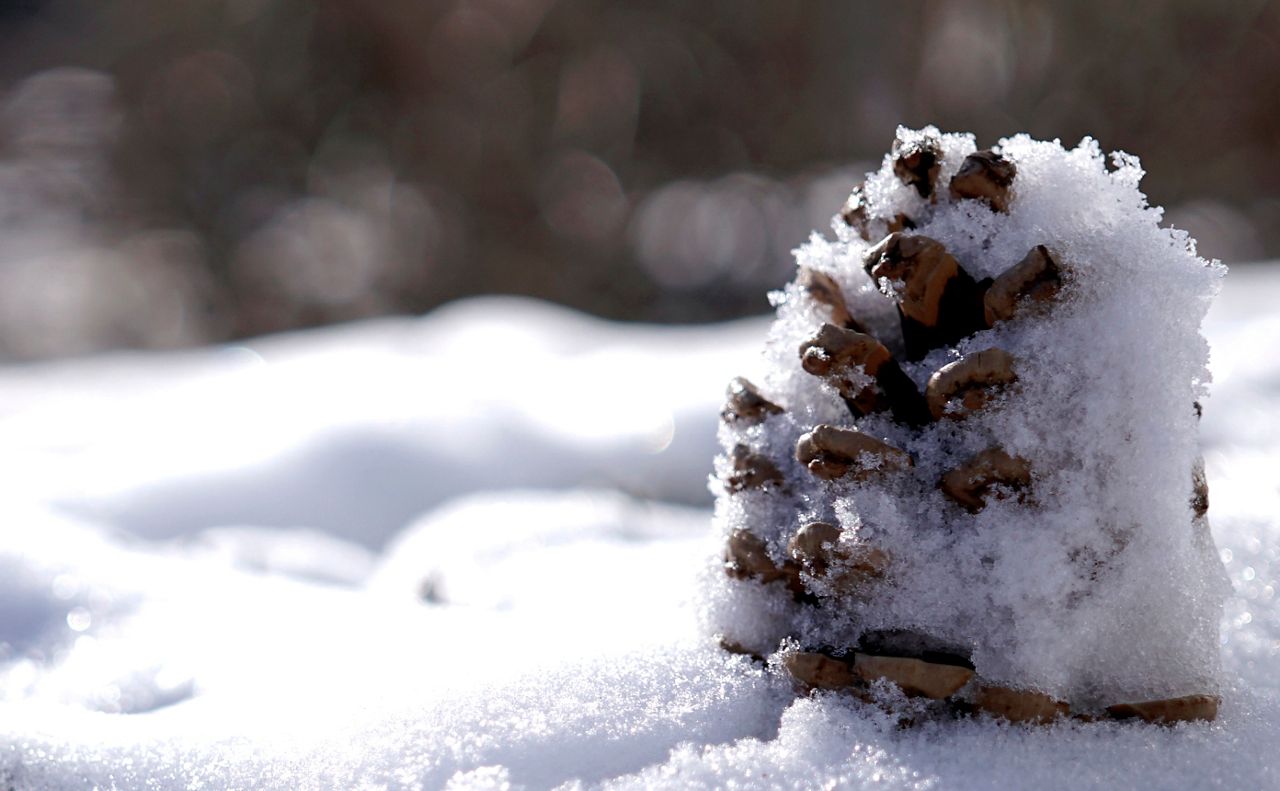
[0, 266, 1278, 789]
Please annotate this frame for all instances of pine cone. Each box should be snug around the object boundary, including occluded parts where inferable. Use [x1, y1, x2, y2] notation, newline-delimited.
[707, 127, 1225, 725]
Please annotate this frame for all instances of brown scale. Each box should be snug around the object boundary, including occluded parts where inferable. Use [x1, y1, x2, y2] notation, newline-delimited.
[863, 233, 989, 362]
[723, 445, 785, 494]
[970, 686, 1070, 724]
[721, 377, 783, 426]
[1192, 405, 1209, 519]
[715, 134, 1217, 723]
[1106, 694, 1220, 724]
[723, 529, 805, 598]
[1192, 457, 1210, 518]
[892, 132, 943, 200]
[784, 648, 974, 700]
[788, 521, 889, 596]
[840, 185, 915, 241]
[795, 425, 912, 481]
[939, 447, 1032, 513]
[925, 348, 1018, 420]
[797, 268, 863, 332]
[799, 323, 930, 426]
[984, 245, 1061, 326]
[950, 150, 1017, 212]
[839, 186, 872, 240]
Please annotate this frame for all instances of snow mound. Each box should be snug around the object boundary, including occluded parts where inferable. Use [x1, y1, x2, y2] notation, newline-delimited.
[0, 259, 1276, 788]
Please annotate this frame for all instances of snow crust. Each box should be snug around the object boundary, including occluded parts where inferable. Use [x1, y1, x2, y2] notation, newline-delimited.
[0, 263, 1277, 788]
[710, 129, 1227, 709]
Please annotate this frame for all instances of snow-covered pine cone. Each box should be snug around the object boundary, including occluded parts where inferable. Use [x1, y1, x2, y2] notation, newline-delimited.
[706, 127, 1227, 725]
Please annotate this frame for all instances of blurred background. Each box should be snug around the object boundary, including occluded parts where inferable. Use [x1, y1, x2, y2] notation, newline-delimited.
[0, 0, 1275, 360]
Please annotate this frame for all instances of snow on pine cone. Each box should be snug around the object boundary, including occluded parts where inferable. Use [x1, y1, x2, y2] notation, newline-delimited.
[704, 127, 1228, 725]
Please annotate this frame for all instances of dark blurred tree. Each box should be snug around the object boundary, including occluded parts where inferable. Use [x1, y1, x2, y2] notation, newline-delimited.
[0, 0, 1275, 357]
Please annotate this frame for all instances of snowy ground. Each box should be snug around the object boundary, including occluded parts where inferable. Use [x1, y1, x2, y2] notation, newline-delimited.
[1, 266, 1279, 789]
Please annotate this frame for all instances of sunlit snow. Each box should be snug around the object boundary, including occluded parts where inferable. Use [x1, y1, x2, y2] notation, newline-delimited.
[0, 266, 1278, 788]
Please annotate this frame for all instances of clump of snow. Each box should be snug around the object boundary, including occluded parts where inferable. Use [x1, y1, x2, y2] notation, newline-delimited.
[710, 127, 1228, 713]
